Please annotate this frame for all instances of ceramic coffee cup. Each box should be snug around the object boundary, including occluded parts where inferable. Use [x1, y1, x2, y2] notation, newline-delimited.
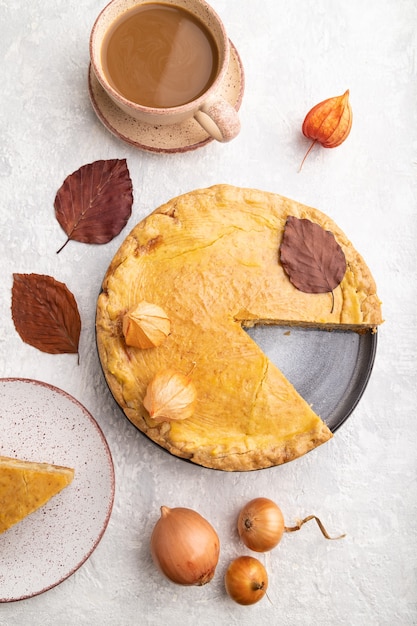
[90, 0, 241, 142]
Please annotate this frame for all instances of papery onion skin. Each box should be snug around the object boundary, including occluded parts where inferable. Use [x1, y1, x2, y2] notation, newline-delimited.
[150, 506, 220, 586]
[238, 497, 285, 552]
[224, 556, 268, 605]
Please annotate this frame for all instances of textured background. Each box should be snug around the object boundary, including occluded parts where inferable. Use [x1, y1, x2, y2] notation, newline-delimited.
[1, 0, 416, 624]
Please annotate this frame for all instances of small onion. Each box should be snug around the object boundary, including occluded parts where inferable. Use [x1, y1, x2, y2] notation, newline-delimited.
[238, 497, 285, 552]
[224, 556, 268, 605]
[150, 506, 220, 586]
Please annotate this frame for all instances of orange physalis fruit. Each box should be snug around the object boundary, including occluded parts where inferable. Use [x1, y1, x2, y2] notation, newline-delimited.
[300, 90, 352, 169]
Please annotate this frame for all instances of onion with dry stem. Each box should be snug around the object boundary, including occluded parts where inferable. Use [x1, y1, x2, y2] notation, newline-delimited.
[150, 506, 220, 586]
[238, 497, 345, 553]
[238, 497, 285, 552]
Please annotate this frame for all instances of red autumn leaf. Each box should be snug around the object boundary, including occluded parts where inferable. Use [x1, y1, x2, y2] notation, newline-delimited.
[11, 273, 81, 356]
[54, 159, 133, 253]
[279, 216, 346, 311]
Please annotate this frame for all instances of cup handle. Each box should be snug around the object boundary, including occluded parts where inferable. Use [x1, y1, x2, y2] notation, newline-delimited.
[194, 96, 240, 143]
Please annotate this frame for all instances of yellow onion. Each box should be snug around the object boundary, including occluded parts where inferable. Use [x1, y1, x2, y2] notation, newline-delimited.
[238, 497, 346, 550]
[224, 556, 268, 605]
[150, 506, 220, 585]
[238, 497, 285, 552]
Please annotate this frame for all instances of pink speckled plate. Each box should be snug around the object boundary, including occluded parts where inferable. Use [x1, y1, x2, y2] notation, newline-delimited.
[88, 40, 244, 153]
[0, 378, 115, 602]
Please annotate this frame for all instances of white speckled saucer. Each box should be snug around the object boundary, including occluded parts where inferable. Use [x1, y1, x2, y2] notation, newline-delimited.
[0, 379, 115, 602]
[88, 40, 244, 153]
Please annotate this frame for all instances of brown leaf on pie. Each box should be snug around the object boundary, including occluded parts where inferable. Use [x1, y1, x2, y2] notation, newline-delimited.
[11, 273, 81, 356]
[279, 216, 346, 311]
[54, 159, 133, 253]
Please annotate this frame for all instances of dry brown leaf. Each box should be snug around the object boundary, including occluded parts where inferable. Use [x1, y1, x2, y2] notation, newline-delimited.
[54, 159, 133, 253]
[279, 216, 346, 312]
[11, 273, 81, 356]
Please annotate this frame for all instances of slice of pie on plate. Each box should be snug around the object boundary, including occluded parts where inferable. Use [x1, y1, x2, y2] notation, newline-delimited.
[0, 455, 74, 533]
[96, 185, 382, 471]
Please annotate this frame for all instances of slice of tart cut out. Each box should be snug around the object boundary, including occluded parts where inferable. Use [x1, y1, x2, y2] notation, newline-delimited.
[0, 455, 74, 534]
[96, 185, 382, 471]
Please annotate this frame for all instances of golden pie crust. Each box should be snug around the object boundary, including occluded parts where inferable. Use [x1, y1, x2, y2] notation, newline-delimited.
[96, 185, 382, 471]
[0, 456, 74, 533]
